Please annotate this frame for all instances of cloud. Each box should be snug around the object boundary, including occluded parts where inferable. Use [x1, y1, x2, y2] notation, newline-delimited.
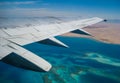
[0, 1, 36, 5]
[0, 8, 80, 17]
[1, 7, 119, 19]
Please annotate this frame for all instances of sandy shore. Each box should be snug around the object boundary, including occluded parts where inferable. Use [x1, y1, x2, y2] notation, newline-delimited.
[62, 22, 120, 44]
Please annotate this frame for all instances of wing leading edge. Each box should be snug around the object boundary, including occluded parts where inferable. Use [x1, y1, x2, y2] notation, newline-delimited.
[0, 17, 104, 72]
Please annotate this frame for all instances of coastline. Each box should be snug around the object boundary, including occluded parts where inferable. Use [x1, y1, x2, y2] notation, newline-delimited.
[62, 22, 120, 44]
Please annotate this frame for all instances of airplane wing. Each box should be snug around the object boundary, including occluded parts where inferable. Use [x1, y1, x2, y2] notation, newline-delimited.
[2, 17, 103, 46]
[0, 17, 103, 72]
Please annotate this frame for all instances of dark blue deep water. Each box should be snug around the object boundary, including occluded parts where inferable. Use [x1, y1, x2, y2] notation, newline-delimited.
[0, 36, 120, 83]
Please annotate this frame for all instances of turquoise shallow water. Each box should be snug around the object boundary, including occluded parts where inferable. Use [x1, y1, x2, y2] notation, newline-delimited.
[0, 36, 120, 83]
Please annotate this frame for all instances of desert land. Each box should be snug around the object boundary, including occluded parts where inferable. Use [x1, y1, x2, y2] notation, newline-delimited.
[62, 22, 120, 44]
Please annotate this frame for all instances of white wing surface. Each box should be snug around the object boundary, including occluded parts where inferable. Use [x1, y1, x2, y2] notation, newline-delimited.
[0, 17, 103, 72]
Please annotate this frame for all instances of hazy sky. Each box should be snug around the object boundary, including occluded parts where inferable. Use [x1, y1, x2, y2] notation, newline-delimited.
[0, 0, 120, 19]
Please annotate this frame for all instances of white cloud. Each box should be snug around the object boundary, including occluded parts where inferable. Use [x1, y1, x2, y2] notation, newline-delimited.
[0, 8, 80, 17]
[1, 7, 119, 19]
[0, 1, 36, 5]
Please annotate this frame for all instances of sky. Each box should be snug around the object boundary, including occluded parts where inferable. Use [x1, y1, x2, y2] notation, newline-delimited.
[0, 0, 120, 19]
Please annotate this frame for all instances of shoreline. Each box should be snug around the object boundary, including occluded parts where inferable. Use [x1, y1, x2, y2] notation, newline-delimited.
[62, 22, 120, 44]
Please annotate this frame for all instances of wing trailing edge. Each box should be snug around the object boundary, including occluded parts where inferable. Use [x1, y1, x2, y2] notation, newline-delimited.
[71, 29, 91, 36]
[38, 37, 68, 48]
[1, 43, 52, 72]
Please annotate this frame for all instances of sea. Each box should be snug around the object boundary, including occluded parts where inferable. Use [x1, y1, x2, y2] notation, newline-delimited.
[0, 17, 120, 83]
[0, 36, 120, 83]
